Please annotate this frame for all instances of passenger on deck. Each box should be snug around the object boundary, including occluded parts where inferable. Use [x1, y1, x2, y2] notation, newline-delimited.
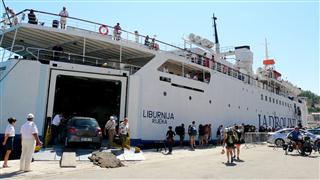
[204, 53, 209, 67]
[28, 9, 37, 25]
[162, 66, 169, 73]
[193, 74, 198, 80]
[149, 37, 159, 50]
[149, 38, 155, 49]
[144, 35, 150, 46]
[113, 23, 122, 41]
[134, 30, 139, 43]
[204, 77, 210, 83]
[52, 44, 63, 61]
[59, 7, 69, 29]
[6, 7, 18, 26]
[185, 72, 191, 79]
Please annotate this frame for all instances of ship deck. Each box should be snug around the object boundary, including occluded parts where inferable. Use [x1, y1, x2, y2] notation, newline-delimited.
[0, 23, 155, 68]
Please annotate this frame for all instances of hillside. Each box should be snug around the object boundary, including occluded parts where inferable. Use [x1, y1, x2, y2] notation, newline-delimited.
[299, 90, 320, 113]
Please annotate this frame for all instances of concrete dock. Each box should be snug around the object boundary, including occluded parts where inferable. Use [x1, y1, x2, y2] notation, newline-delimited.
[0, 144, 319, 179]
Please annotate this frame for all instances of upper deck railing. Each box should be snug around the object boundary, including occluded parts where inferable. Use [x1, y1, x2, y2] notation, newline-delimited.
[0, 9, 186, 52]
[0, 9, 302, 103]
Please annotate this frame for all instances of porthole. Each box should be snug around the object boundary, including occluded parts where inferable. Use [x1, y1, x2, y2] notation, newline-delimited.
[228, 104, 231, 108]
[209, 100, 212, 104]
[189, 96, 192, 100]
[247, 107, 249, 111]
[238, 106, 240, 109]
[163, 91, 167, 96]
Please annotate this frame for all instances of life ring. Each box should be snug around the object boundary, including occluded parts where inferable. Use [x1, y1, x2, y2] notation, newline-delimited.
[99, 25, 109, 35]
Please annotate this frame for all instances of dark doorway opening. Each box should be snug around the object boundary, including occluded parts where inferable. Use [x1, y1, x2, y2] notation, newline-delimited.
[53, 75, 122, 128]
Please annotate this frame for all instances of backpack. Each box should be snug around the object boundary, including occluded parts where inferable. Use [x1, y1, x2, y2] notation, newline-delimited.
[190, 126, 197, 135]
[175, 126, 182, 135]
[226, 131, 237, 144]
[216, 128, 221, 136]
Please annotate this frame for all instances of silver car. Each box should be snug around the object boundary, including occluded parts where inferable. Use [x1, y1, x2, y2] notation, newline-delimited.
[267, 128, 320, 147]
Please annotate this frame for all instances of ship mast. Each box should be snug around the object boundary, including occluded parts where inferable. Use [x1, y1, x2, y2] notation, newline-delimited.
[212, 13, 220, 53]
[265, 38, 269, 60]
[263, 38, 275, 70]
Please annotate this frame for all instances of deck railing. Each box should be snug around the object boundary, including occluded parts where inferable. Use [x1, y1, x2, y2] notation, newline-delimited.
[25, 47, 141, 74]
[0, 9, 296, 102]
[0, 9, 184, 53]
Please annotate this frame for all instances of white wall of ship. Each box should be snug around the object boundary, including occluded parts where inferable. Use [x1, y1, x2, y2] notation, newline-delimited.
[128, 53, 307, 141]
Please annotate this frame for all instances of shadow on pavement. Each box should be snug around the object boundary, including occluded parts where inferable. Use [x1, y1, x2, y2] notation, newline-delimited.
[286, 154, 319, 158]
[0, 170, 27, 179]
[223, 162, 237, 166]
[234, 159, 245, 162]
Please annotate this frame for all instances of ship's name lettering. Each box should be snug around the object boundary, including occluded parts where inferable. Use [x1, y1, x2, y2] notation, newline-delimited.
[258, 114, 297, 128]
[143, 110, 175, 125]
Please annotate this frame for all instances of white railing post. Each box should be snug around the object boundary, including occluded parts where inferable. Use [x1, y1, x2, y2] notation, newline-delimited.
[9, 28, 18, 59]
[82, 37, 86, 63]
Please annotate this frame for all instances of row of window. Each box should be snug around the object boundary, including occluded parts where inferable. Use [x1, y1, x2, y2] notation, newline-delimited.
[260, 94, 293, 108]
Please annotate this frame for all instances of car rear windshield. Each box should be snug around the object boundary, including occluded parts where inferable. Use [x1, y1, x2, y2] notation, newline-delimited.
[73, 118, 98, 127]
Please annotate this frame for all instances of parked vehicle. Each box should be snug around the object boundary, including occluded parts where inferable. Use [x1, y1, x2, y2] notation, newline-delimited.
[64, 117, 103, 149]
[307, 128, 320, 135]
[267, 128, 320, 147]
[283, 135, 313, 156]
[267, 128, 293, 147]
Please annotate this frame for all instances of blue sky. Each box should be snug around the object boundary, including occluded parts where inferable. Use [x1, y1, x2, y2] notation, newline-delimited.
[3, 0, 319, 94]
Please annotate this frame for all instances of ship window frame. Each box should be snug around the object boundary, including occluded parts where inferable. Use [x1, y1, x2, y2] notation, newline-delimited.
[261, 94, 263, 100]
[158, 59, 211, 83]
[273, 98, 275, 103]
[265, 96, 268, 101]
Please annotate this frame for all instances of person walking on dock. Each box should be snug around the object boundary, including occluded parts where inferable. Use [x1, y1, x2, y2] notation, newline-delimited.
[188, 121, 197, 150]
[166, 126, 175, 155]
[104, 116, 117, 148]
[175, 123, 185, 146]
[119, 118, 129, 150]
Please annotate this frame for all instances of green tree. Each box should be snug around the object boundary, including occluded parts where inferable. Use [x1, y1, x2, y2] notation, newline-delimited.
[299, 90, 320, 113]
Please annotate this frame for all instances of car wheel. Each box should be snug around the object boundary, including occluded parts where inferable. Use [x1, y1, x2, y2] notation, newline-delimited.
[275, 139, 285, 147]
[315, 140, 320, 154]
[95, 143, 101, 150]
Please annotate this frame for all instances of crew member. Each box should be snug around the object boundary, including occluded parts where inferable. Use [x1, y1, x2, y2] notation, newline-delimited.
[51, 113, 63, 145]
[20, 113, 42, 172]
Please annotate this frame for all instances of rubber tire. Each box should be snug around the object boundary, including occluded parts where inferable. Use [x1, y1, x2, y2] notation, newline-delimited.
[315, 140, 320, 154]
[95, 143, 102, 150]
[275, 139, 285, 147]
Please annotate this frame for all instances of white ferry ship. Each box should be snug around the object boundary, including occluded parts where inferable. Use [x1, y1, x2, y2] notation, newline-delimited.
[0, 9, 308, 146]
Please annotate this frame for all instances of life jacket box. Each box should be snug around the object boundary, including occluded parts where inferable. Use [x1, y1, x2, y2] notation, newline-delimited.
[52, 20, 59, 28]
